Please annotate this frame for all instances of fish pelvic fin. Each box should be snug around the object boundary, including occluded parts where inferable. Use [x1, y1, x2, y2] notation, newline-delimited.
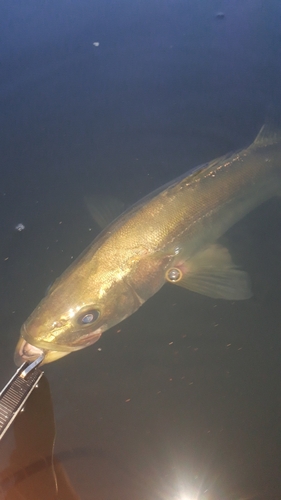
[251, 123, 281, 148]
[165, 244, 252, 300]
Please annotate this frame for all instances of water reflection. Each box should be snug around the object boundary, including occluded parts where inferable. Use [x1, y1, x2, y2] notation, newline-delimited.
[1, 0, 281, 497]
[0, 375, 79, 499]
[0, 382, 224, 500]
[1, 198, 281, 500]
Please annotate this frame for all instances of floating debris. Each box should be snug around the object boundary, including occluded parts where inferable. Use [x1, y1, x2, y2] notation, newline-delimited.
[15, 223, 25, 232]
[216, 12, 225, 20]
[93, 42, 100, 47]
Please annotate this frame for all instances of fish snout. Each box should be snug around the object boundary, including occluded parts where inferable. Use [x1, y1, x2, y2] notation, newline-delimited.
[14, 337, 44, 366]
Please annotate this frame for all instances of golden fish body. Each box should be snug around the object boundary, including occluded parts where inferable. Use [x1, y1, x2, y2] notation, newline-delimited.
[15, 125, 281, 364]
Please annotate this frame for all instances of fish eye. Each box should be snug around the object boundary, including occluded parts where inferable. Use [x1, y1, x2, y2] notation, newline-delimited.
[77, 309, 100, 326]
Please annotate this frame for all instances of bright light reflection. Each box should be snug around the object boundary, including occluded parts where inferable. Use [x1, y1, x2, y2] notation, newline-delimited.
[173, 492, 199, 500]
[68, 308, 75, 318]
[177, 496, 194, 500]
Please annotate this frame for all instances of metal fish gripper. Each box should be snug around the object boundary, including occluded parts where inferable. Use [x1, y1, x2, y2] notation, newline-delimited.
[0, 354, 44, 441]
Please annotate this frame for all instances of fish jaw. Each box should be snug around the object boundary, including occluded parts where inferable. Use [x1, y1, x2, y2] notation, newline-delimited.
[14, 337, 44, 365]
[14, 337, 70, 366]
[14, 320, 105, 366]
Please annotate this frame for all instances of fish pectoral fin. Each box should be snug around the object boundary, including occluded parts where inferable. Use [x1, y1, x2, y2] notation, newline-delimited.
[166, 244, 252, 300]
[84, 195, 125, 229]
[175, 268, 252, 300]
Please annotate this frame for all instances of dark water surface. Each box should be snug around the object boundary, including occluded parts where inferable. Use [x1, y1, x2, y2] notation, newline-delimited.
[1, 1, 281, 498]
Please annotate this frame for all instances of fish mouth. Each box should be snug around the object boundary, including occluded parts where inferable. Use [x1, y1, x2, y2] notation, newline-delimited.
[14, 327, 103, 366]
[14, 337, 44, 366]
[14, 337, 71, 366]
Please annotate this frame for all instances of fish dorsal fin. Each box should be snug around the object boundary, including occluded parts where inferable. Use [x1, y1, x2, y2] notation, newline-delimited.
[251, 123, 281, 148]
[84, 195, 125, 229]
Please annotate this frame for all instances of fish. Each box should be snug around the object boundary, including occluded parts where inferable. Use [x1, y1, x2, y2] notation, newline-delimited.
[14, 124, 281, 365]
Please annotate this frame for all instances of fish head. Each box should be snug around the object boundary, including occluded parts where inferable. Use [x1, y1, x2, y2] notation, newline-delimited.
[14, 261, 142, 366]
